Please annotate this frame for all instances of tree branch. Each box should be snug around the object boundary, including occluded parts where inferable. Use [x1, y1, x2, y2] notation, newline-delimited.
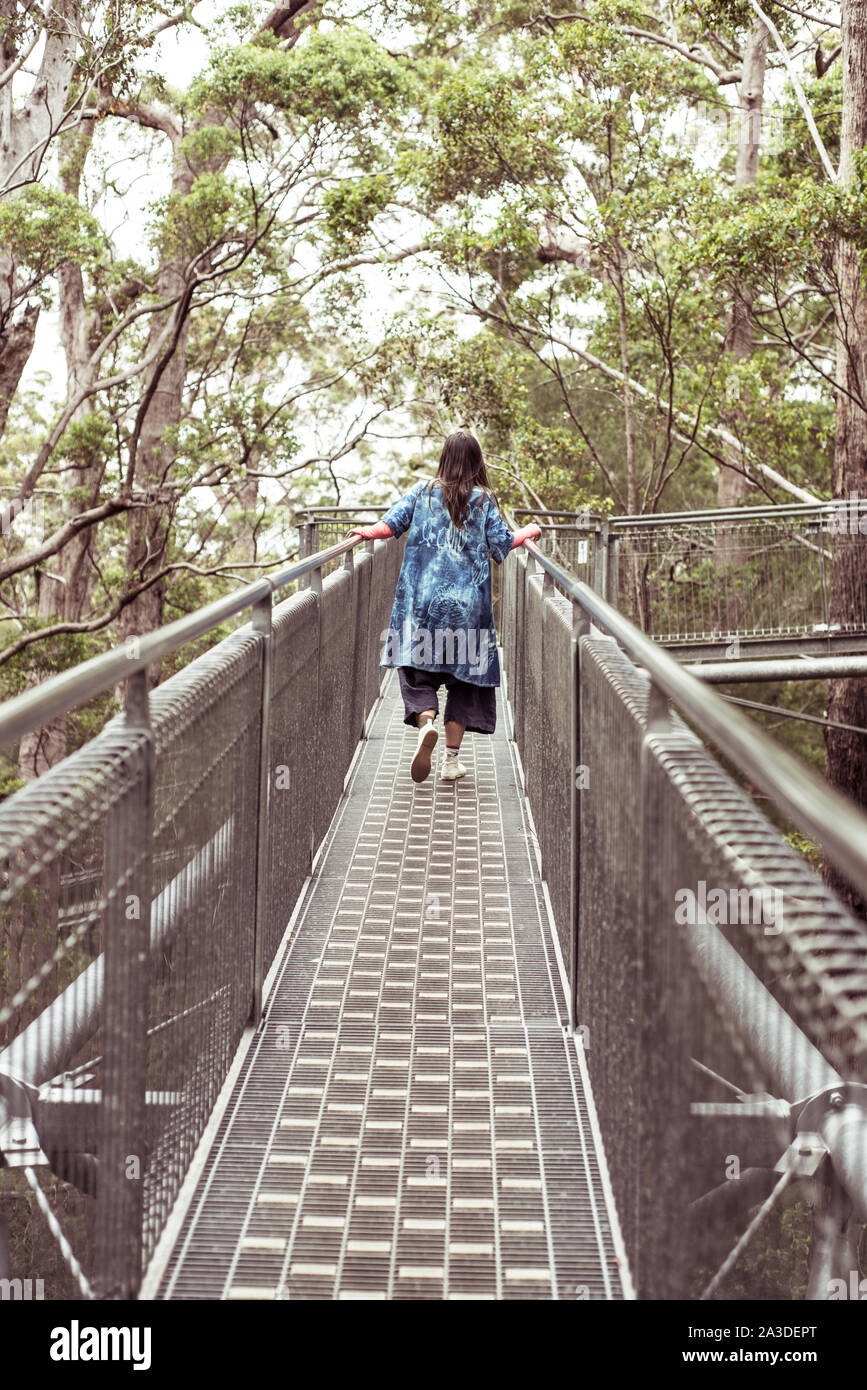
[259, 1, 319, 45]
[81, 93, 182, 142]
[0, 496, 140, 583]
[464, 297, 820, 502]
[532, 10, 742, 83]
[0, 17, 43, 92]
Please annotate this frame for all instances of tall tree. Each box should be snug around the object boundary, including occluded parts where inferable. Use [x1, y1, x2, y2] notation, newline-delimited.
[1, 4, 423, 784]
[719, 20, 769, 516]
[825, 0, 867, 915]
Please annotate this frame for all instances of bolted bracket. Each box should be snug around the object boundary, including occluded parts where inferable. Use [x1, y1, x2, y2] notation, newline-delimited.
[792, 1081, 867, 1135]
[775, 1132, 828, 1180]
[0, 1071, 48, 1168]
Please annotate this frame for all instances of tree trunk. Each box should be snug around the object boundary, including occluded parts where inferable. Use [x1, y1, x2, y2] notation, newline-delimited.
[0, 303, 40, 438]
[118, 134, 227, 670]
[824, 0, 867, 917]
[717, 22, 768, 585]
[16, 124, 99, 782]
[117, 239, 192, 667]
[234, 470, 261, 563]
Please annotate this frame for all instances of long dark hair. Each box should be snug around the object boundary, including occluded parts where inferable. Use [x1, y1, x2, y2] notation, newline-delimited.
[426, 429, 499, 528]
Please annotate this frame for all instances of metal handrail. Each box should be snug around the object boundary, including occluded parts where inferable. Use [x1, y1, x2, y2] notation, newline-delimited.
[515, 502, 858, 525]
[609, 501, 855, 526]
[513, 509, 605, 520]
[0, 534, 363, 750]
[515, 536, 867, 1243]
[522, 538, 867, 906]
[293, 505, 381, 516]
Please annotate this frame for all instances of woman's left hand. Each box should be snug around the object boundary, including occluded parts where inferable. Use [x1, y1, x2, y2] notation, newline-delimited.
[511, 523, 542, 548]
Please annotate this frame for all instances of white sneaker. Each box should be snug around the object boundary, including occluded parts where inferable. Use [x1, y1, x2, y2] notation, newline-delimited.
[411, 723, 438, 783]
[440, 756, 467, 781]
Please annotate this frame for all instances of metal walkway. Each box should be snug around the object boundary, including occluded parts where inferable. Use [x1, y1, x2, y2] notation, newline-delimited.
[4, 529, 867, 1301]
[149, 674, 625, 1300]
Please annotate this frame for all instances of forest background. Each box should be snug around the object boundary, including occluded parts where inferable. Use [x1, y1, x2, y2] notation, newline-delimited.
[0, 0, 865, 910]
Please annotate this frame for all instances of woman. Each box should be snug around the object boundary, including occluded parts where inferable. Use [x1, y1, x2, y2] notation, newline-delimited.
[348, 430, 540, 783]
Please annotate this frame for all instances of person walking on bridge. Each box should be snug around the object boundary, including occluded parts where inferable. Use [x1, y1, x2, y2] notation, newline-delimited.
[347, 430, 540, 783]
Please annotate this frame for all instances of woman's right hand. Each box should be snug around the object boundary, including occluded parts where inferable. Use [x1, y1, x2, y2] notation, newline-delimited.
[346, 521, 394, 540]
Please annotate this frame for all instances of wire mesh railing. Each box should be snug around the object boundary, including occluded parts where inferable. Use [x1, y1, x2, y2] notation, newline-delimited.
[512, 511, 601, 589]
[294, 507, 380, 582]
[609, 504, 867, 645]
[499, 539, 867, 1300]
[511, 504, 867, 648]
[299, 500, 867, 655]
[0, 534, 403, 1299]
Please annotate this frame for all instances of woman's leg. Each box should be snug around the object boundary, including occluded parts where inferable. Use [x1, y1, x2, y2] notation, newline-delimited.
[442, 677, 496, 737]
[440, 679, 496, 780]
[398, 667, 438, 728]
[411, 707, 439, 782]
[444, 720, 466, 748]
[397, 668, 442, 783]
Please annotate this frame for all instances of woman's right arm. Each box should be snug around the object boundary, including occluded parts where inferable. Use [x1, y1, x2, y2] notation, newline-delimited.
[348, 480, 431, 541]
[371, 480, 427, 539]
[346, 519, 393, 540]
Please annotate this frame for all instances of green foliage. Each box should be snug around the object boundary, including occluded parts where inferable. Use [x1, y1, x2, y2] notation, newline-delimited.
[0, 187, 102, 299]
[770, 64, 843, 181]
[55, 414, 114, 478]
[323, 174, 394, 250]
[423, 66, 563, 202]
[192, 28, 411, 127]
[149, 171, 249, 261]
[692, 1200, 813, 1300]
[177, 124, 241, 171]
[784, 830, 824, 873]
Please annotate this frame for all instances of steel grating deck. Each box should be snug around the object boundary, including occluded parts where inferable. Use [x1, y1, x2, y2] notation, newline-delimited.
[151, 674, 625, 1300]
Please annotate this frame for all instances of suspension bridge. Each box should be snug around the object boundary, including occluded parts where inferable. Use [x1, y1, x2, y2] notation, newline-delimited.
[1, 507, 866, 1301]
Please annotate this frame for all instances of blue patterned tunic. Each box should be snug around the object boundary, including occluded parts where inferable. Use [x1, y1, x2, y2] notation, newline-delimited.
[378, 479, 514, 687]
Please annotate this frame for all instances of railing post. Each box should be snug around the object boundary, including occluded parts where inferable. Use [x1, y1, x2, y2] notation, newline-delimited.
[604, 522, 618, 603]
[570, 602, 591, 1031]
[299, 521, 316, 590]
[95, 668, 153, 1299]
[308, 559, 323, 601]
[250, 593, 273, 1026]
[806, 1168, 861, 1299]
[309, 560, 324, 859]
[344, 542, 365, 744]
[634, 675, 675, 1294]
[360, 538, 375, 729]
[592, 521, 606, 596]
